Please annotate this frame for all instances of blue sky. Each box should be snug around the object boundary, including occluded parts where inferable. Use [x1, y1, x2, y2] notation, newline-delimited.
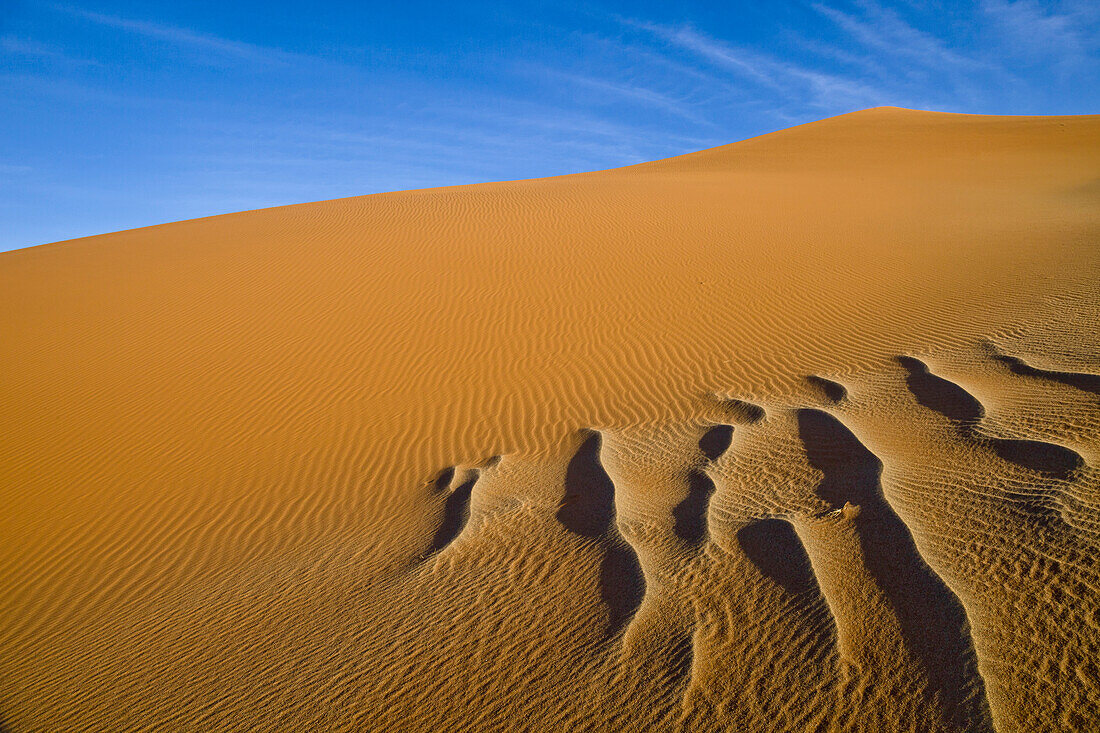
[2, 1, 1098, 251]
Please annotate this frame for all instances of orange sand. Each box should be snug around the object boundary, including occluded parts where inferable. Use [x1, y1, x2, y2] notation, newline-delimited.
[2, 107, 1099, 731]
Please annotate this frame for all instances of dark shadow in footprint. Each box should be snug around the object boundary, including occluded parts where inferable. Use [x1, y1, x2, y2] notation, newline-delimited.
[600, 542, 647, 639]
[992, 439, 1082, 479]
[897, 356, 984, 433]
[557, 431, 617, 538]
[798, 409, 992, 729]
[797, 410, 882, 509]
[899, 358, 1085, 480]
[428, 471, 479, 554]
[673, 470, 715, 546]
[431, 466, 456, 493]
[806, 375, 848, 403]
[698, 424, 734, 461]
[673, 426, 732, 546]
[557, 431, 645, 637]
[737, 518, 819, 597]
[993, 353, 1100, 396]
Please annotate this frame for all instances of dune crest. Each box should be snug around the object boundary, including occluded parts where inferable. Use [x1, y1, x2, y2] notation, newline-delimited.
[2, 108, 1099, 731]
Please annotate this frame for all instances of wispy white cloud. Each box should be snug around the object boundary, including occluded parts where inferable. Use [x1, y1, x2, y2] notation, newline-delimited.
[569, 30, 732, 90]
[981, 0, 1100, 63]
[628, 20, 782, 90]
[813, 1, 984, 71]
[529, 67, 711, 124]
[627, 20, 891, 111]
[53, 5, 305, 66]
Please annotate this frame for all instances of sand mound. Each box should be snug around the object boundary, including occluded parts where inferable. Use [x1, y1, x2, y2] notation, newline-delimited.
[2, 107, 1099, 731]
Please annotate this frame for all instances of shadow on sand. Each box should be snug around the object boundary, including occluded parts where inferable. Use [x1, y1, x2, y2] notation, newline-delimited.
[557, 431, 645, 638]
[797, 408, 992, 729]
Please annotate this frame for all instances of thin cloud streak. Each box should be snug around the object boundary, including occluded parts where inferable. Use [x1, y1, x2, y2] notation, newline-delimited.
[813, 1, 985, 71]
[54, 5, 305, 66]
[627, 20, 891, 111]
[531, 68, 713, 124]
[981, 0, 1100, 63]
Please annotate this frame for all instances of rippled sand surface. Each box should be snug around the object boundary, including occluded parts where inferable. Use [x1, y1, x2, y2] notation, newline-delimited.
[3, 107, 1099, 731]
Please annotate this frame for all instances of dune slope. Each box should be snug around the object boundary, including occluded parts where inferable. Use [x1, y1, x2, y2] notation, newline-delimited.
[2, 107, 1099, 731]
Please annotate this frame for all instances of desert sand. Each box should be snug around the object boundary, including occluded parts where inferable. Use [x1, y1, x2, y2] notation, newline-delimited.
[2, 107, 1099, 731]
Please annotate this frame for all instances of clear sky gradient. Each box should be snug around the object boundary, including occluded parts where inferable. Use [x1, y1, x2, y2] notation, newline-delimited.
[2, 1, 1098, 251]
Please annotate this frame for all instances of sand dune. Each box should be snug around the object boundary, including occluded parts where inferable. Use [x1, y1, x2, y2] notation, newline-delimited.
[2, 107, 1099, 731]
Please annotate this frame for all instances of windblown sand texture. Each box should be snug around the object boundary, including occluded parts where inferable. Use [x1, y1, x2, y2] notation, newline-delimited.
[3, 107, 1100, 731]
